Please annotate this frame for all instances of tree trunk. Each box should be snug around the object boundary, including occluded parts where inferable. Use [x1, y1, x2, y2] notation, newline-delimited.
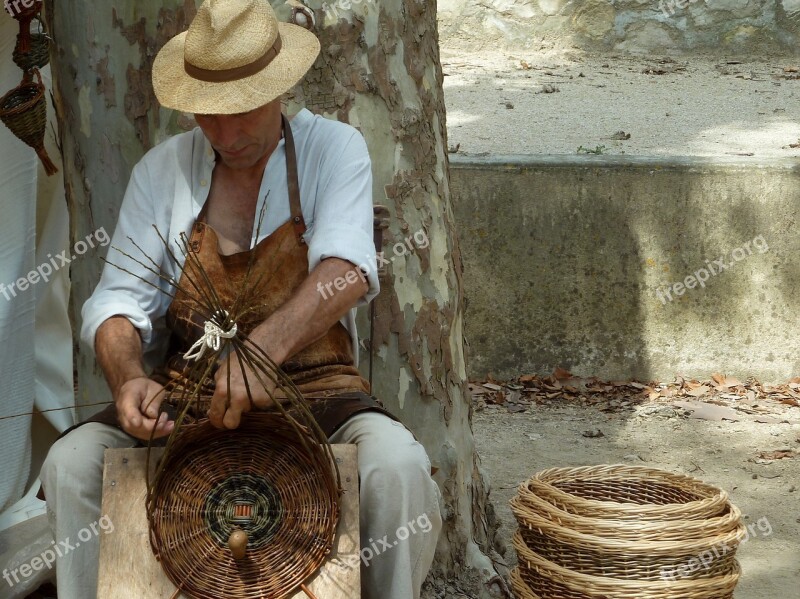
[43, 0, 199, 419]
[284, 2, 509, 595]
[45, 0, 508, 595]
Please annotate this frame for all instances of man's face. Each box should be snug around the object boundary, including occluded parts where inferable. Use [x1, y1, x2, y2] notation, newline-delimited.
[194, 99, 282, 170]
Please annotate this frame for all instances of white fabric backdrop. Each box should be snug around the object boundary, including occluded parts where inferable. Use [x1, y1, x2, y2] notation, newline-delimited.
[0, 12, 74, 524]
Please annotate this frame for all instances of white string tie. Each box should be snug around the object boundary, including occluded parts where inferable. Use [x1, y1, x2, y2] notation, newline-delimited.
[183, 311, 238, 361]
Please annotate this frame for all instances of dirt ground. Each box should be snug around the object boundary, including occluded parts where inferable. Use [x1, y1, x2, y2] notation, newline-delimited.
[441, 47, 800, 158]
[473, 395, 800, 599]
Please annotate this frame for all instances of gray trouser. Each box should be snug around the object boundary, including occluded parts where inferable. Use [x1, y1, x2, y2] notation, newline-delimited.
[40, 411, 442, 599]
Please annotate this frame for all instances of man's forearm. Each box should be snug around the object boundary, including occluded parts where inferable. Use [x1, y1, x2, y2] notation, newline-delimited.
[248, 257, 368, 365]
[95, 316, 148, 398]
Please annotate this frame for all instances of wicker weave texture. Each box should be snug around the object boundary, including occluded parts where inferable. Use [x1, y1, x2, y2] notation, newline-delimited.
[510, 465, 743, 599]
[0, 73, 46, 147]
[148, 413, 339, 599]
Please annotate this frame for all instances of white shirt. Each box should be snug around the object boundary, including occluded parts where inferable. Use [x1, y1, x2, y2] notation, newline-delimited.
[81, 109, 380, 370]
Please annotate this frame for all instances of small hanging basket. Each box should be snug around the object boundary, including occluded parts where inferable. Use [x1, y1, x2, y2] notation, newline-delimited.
[7, 0, 43, 54]
[12, 16, 50, 71]
[0, 68, 58, 175]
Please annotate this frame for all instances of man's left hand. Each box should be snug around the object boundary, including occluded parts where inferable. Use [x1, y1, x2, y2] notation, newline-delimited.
[208, 351, 281, 429]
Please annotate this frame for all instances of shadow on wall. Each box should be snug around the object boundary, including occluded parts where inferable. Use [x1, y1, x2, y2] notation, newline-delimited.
[451, 158, 648, 380]
[450, 154, 800, 383]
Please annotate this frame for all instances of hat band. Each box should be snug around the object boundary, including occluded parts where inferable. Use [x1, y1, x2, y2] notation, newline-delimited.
[183, 34, 283, 83]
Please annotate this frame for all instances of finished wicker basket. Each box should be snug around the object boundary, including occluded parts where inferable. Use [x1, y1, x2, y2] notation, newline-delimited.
[12, 16, 50, 72]
[0, 68, 58, 175]
[510, 465, 743, 599]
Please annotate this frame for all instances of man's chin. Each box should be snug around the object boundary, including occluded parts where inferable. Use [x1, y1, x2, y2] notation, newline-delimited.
[219, 153, 259, 169]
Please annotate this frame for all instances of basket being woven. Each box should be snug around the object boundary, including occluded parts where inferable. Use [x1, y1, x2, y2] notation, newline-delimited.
[148, 412, 339, 599]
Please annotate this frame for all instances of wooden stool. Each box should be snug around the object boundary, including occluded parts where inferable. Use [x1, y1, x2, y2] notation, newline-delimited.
[97, 445, 360, 598]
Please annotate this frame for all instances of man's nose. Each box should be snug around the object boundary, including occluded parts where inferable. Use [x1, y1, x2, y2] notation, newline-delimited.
[210, 116, 243, 148]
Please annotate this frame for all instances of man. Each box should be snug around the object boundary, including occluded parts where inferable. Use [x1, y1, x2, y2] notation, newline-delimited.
[40, 1, 442, 598]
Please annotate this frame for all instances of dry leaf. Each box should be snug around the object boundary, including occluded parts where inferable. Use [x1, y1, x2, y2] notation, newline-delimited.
[482, 383, 503, 392]
[687, 385, 711, 397]
[757, 450, 795, 460]
[553, 367, 573, 380]
[712, 373, 726, 386]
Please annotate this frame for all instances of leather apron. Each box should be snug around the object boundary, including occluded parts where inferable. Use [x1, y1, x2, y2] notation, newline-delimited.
[80, 115, 393, 438]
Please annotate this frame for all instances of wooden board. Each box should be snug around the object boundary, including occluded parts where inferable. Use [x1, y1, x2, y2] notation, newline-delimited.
[97, 445, 360, 599]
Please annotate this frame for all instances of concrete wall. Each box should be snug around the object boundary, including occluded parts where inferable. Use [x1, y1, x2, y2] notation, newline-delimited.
[450, 155, 800, 382]
[438, 0, 800, 55]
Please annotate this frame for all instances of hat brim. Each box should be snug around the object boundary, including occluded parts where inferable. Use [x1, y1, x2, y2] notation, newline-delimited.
[152, 22, 320, 115]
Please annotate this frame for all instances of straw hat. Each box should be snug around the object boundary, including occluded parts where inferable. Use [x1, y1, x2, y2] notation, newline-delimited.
[153, 0, 320, 115]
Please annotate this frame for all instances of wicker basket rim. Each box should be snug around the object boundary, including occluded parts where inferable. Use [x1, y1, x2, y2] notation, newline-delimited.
[512, 508, 745, 554]
[513, 531, 741, 593]
[519, 482, 728, 520]
[534, 465, 727, 492]
[520, 465, 728, 516]
[510, 493, 742, 534]
[0, 78, 44, 119]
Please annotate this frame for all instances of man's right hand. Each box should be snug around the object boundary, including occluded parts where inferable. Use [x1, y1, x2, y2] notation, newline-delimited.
[115, 377, 174, 441]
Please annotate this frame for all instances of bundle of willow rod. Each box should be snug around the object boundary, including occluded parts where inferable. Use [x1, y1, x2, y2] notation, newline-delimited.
[105, 203, 340, 599]
[510, 465, 744, 599]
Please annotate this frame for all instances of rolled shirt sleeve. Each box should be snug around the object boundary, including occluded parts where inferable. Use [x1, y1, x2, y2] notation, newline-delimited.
[305, 129, 380, 307]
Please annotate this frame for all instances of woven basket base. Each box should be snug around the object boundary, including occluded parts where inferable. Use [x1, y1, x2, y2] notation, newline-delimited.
[148, 413, 340, 599]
